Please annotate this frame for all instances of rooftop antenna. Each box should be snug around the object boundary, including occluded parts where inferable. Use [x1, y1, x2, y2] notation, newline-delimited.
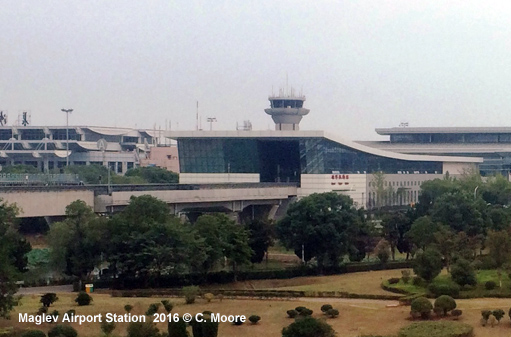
[196, 101, 199, 131]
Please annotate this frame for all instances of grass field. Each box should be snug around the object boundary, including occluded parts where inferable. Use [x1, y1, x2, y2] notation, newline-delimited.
[3, 292, 511, 337]
[385, 269, 511, 298]
[204, 269, 407, 295]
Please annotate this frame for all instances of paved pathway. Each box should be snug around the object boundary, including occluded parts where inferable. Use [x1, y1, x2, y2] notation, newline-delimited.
[17, 285, 73, 295]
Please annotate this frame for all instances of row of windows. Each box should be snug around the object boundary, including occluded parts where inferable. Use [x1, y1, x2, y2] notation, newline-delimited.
[368, 180, 425, 187]
[179, 137, 445, 176]
[367, 189, 419, 207]
[391, 133, 511, 144]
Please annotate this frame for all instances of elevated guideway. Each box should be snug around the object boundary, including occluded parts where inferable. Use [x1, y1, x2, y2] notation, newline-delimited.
[0, 183, 298, 219]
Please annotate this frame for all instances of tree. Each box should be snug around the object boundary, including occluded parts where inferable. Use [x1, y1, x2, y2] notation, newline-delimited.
[370, 171, 394, 210]
[382, 212, 412, 260]
[431, 191, 486, 236]
[125, 166, 179, 183]
[413, 248, 443, 283]
[450, 258, 477, 288]
[281, 316, 336, 337]
[245, 219, 274, 263]
[486, 230, 511, 287]
[373, 239, 390, 264]
[277, 192, 364, 271]
[410, 297, 433, 319]
[106, 195, 207, 284]
[0, 200, 30, 318]
[194, 214, 253, 280]
[406, 216, 438, 250]
[48, 200, 108, 283]
[432, 226, 456, 271]
[434, 295, 456, 316]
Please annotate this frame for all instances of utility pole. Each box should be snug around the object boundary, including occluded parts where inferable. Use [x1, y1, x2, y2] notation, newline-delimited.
[61, 109, 73, 167]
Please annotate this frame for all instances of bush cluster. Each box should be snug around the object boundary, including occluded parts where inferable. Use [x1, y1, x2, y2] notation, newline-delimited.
[47, 325, 77, 337]
[74, 292, 92, 306]
[388, 278, 400, 284]
[398, 321, 473, 337]
[182, 286, 200, 304]
[484, 281, 497, 290]
[427, 283, 460, 297]
[410, 297, 433, 319]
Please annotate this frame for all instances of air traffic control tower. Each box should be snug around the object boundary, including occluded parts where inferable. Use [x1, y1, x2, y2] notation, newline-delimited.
[264, 89, 310, 131]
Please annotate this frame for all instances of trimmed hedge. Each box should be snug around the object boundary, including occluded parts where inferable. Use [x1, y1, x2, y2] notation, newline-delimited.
[96, 260, 414, 289]
[398, 321, 473, 337]
[427, 283, 460, 298]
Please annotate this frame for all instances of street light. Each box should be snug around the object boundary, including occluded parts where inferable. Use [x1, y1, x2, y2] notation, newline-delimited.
[61, 109, 73, 166]
[207, 117, 217, 131]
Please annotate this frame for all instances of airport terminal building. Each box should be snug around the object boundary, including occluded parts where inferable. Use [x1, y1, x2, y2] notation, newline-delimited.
[359, 127, 511, 177]
[169, 94, 482, 209]
[0, 126, 160, 173]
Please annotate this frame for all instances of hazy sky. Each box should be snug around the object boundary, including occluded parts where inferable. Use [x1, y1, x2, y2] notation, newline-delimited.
[2, 1, 511, 140]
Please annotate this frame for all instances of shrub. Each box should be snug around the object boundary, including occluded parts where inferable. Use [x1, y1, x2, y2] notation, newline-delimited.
[320, 304, 333, 313]
[50, 310, 59, 321]
[481, 310, 492, 320]
[410, 297, 433, 319]
[40, 293, 58, 308]
[37, 307, 48, 315]
[295, 306, 307, 313]
[182, 285, 200, 304]
[388, 278, 400, 285]
[412, 276, 426, 287]
[145, 303, 161, 316]
[47, 325, 78, 337]
[168, 317, 188, 337]
[485, 281, 497, 290]
[427, 283, 460, 297]
[248, 315, 261, 324]
[450, 258, 477, 288]
[434, 295, 456, 316]
[451, 309, 462, 319]
[202, 317, 219, 337]
[433, 307, 444, 317]
[298, 308, 313, 316]
[398, 321, 473, 337]
[282, 317, 335, 337]
[402, 270, 411, 284]
[204, 293, 214, 303]
[161, 300, 173, 313]
[74, 291, 92, 306]
[493, 309, 505, 322]
[287, 310, 298, 318]
[326, 308, 339, 318]
[374, 239, 391, 264]
[21, 330, 46, 337]
[100, 321, 116, 336]
[413, 248, 443, 283]
[127, 322, 160, 337]
[233, 316, 244, 325]
[124, 304, 133, 313]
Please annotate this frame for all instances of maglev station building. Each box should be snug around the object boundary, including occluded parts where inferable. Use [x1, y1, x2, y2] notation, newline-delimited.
[169, 129, 481, 208]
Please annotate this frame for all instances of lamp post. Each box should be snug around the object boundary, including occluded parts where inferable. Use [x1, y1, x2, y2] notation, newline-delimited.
[207, 117, 217, 131]
[61, 109, 73, 166]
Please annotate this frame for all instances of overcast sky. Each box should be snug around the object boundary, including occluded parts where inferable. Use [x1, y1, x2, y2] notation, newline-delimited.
[2, 1, 511, 140]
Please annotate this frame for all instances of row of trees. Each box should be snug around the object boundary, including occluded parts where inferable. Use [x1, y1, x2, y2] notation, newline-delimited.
[0, 202, 31, 319]
[1, 164, 179, 184]
[48, 196, 273, 286]
[275, 172, 511, 272]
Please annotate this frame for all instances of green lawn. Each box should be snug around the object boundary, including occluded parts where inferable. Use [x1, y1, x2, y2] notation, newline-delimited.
[383, 269, 511, 298]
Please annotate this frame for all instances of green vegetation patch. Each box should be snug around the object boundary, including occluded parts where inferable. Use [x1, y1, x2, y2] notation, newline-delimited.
[398, 321, 473, 337]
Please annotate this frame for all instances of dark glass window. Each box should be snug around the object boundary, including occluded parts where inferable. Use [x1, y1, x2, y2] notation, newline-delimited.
[465, 134, 498, 143]
[431, 134, 463, 143]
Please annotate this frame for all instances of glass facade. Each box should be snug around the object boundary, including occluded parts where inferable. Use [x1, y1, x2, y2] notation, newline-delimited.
[178, 137, 443, 181]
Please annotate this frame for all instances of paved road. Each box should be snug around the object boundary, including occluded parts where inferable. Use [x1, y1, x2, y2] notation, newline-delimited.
[17, 285, 73, 295]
